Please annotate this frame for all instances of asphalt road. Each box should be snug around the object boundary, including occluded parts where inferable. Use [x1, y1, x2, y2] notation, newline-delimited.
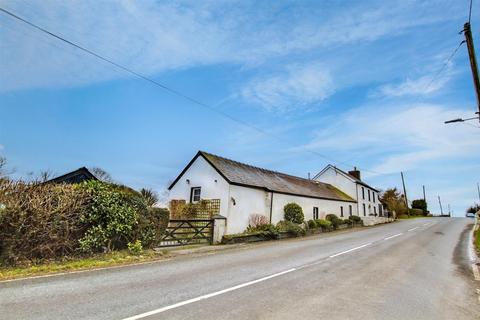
[1, 218, 479, 320]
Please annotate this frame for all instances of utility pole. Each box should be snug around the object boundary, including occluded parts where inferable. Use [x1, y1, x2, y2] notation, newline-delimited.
[463, 22, 480, 120]
[423, 185, 427, 203]
[448, 204, 451, 217]
[401, 172, 409, 210]
[438, 196, 444, 216]
[477, 182, 480, 203]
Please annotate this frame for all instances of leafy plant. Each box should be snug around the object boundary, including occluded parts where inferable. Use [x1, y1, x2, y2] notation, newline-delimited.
[277, 220, 305, 236]
[315, 219, 332, 231]
[307, 219, 318, 229]
[348, 215, 363, 225]
[325, 214, 343, 229]
[127, 240, 143, 255]
[284, 203, 304, 224]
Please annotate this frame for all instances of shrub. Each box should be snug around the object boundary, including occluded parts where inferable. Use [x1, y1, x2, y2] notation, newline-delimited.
[325, 214, 343, 230]
[284, 203, 304, 224]
[248, 214, 269, 228]
[348, 215, 363, 225]
[0, 180, 88, 265]
[127, 240, 143, 255]
[408, 208, 424, 216]
[315, 219, 332, 231]
[343, 219, 353, 226]
[277, 220, 305, 236]
[78, 180, 142, 253]
[245, 223, 279, 239]
[133, 207, 170, 248]
[307, 219, 318, 229]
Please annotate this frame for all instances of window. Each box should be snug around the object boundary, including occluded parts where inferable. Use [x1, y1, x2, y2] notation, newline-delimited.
[379, 204, 383, 216]
[373, 192, 376, 203]
[368, 190, 371, 201]
[190, 187, 201, 203]
[363, 203, 366, 216]
[349, 205, 352, 216]
[362, 187, 365, 200]
[313, 207, 319, 220]
[340, 206, 344, 217]
[374, 207, 377, 215]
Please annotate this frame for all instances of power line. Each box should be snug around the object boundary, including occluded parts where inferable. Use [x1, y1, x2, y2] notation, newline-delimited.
[468, 0, 473, 24]
[0, 7, 381, 173]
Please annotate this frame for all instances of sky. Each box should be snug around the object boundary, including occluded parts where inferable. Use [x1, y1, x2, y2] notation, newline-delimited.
[1, 0, 479, 215]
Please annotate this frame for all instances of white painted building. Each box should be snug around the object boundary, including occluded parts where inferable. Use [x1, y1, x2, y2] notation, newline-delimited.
[313, 165, 384, 221]
[168, 151, 358, 235]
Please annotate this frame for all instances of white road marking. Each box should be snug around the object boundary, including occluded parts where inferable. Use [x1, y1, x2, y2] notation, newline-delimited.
[329, 243, 372, 258]
[407, 227, 419, 232]
[384, 233, 403, 240]
[121, 268, 296, 320]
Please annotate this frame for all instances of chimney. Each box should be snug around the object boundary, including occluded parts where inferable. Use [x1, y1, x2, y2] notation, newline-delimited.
[348, 166, 361, 180]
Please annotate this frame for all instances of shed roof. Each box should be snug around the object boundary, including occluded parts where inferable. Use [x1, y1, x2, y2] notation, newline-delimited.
[169, 151, 356, 203]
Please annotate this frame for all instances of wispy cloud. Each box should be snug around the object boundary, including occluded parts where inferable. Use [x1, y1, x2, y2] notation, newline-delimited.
[301, 103, 479, 175]
[241, 63, 334, 112]
[0, 0, 464, 92]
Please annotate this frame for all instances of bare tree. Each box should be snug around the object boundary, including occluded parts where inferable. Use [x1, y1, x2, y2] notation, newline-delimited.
[90, 167, 114, 183]
[38, 170, 54, 183]
[140, 188, 159, 207]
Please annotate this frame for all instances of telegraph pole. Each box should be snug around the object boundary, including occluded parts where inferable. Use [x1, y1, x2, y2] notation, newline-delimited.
[401, 172, 409, 210]
[438, 196, 444, 216]
[463, 22, 480, 120]
[477, 182, 480, 202]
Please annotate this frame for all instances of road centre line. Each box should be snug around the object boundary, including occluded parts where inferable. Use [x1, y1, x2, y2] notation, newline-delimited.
[121, 268, 296, 320]
[328, 243, 372, 258]
[384, 233, 403, 240]
[122, 241, 377, 319]
[408, 227, 419, 232]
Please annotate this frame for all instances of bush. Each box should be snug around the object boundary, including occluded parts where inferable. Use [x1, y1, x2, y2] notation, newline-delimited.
[277, 220, 305, 236]
[0, 180, 88, 265]
[307, 219, 318, 229]
[284, 203, 304, 224]
[348, 215, 363, 225]
[133, 207, 170, 248]
[248, 214, 269, 228]
[325, 214, 343, 230]
[343, 219, 353, 226]
[315, 219, 332, 231]
[78, 180, 141, 253]
[408, 208, 424, 216]
[245, 223, 279, 239]
[127, 240, 143, 255]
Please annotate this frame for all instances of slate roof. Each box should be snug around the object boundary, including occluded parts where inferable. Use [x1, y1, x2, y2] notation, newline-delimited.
[169, 151, 356, 203]
[47, 167, 97, 184]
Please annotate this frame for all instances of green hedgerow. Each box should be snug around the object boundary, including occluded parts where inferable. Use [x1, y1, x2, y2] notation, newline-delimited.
[284, 203, 304, 224]
[277, 220, 305, 236]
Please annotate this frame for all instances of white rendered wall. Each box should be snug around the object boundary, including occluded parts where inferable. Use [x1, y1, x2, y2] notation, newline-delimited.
[314, 167, 357, 200]
[168, 156, 231, 217]
[271, 193, 357, 223]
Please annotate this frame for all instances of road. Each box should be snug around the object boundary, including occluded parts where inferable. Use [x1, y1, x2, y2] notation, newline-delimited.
[1, 218, 479, 320]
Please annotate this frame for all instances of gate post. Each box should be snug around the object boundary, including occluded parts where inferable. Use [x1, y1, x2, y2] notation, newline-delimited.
[212, 215, 227, 244]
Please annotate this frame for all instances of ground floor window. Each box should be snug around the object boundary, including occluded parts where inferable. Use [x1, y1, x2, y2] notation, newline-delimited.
[349, 205, 352, 216]
[190, 187, 201, 203]
[340, 206, 344, 217]
[313, 207, 319, 220]
[363, 203, 366, 216]
[379, 204, 383, 216]
[374, 206, 377, 215]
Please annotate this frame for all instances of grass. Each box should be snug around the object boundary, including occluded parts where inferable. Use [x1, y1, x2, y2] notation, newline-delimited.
[0, 249, 168, 281]
[474, 226, 480, 254]
[397, 215, 431, 219]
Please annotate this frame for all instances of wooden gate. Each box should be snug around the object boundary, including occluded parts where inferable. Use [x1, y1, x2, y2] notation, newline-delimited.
[159, 219, 213, 247]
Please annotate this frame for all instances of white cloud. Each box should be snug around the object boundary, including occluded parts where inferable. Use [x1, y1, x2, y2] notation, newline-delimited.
[374, 62, 454, 97]
[0, 0, 464, 92]
[241, 63, 334, 112]
[301, 103, 480, 175]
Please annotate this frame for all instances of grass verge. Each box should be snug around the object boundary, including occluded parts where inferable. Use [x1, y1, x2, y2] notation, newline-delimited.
[0, 249, 167, 281]
[474, 226, 480, 255]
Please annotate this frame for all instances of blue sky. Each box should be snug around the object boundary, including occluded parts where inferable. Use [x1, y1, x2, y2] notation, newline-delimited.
[1, 0, 479, 215]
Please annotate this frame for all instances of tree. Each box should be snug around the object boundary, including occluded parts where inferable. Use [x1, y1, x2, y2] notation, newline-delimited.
[90, 167, 114, 183]
[411, 199, 427, 214]
[467, 204, 480, 214]
[380, 188, 407, 218]
[140, 188, 159, 207]
[0, 156, 10, 180]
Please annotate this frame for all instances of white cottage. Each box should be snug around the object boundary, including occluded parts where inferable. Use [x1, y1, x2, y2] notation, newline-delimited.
[168, 151, 357, 235]
[314, 165, 384, 220]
